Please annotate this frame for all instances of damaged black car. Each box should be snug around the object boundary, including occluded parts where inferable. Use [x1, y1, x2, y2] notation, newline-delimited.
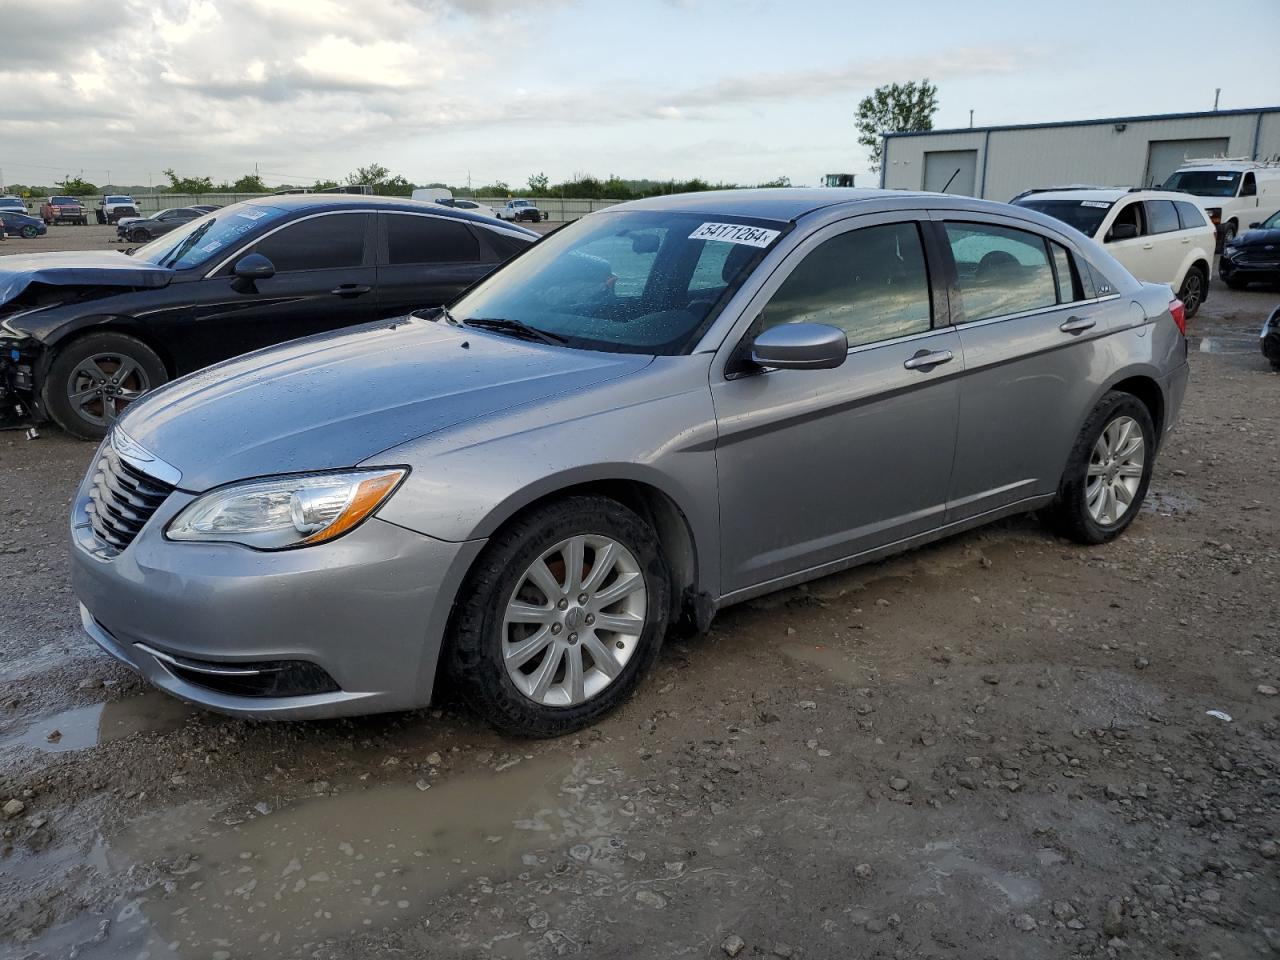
[0, 195, 537, 438]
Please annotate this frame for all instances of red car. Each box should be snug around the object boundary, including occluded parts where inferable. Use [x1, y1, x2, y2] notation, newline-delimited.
[40, 195, 88, 225]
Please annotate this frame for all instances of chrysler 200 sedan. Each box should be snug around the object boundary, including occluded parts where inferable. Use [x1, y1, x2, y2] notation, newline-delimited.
[70, 189, 1190, 737]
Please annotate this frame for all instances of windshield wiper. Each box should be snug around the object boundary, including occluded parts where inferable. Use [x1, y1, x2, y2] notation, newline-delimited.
[462, 317, 566, 346]
[159, 220, 213, 268]
[411, 305, 463, 326]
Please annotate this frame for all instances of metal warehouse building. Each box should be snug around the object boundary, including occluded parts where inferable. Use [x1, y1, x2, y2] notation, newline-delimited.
[880, 106, 1280, 201]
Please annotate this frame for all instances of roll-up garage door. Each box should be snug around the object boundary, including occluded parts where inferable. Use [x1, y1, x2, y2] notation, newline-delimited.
[1145, 138, 1230, 187]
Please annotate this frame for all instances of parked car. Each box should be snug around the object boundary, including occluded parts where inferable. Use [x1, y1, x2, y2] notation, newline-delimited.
[438, 197, 497, 219]
[63, 189, 1189, 735]
[40, 195, 88, 225]
[1219, 209, 1280, 289]
[0, 195, 537, 437]
[116, 208, 205, 243]
[0, 196, 27, 214]
[0, 210, 48, 239]
[1261, 304, 1280, 370]
[1013, 188, 1215, 317]
[498, 198, 547, 222]
[1162, 159, 1280, 245]
[95, 195, 139, 224]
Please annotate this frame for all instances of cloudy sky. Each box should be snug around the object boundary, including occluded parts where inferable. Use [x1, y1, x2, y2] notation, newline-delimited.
[2, 0, 1277, 190]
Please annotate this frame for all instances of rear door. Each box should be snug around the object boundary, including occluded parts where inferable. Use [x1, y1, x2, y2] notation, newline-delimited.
[375, 212, 494, 318]
[1142, 198, 1185, 285]
[177, 210, 377, 369]
[1103, 200, 1158, 282]
[939, 215, 1130, 518]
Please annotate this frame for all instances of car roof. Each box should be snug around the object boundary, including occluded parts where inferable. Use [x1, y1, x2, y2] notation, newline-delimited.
[240, 193, 538, 234]
[1019, 188, 1204, 204]
[614, 187, 943, 222]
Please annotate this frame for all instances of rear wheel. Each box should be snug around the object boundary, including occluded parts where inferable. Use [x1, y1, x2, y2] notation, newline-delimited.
[1045, 392, 1155, 545]
[127, 227, 151, 243]
[20, 225, 37, 239]
[1178, 266, 1206, 319]
[1221, 221, 1238, 245]
[448, 495, 671, 737]
[43, 333, 168, 439]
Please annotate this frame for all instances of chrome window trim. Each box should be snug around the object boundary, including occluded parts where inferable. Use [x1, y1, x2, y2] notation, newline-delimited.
[202, 209, 371, 278]
[949, 293, 1121, 330]
[380, 209, 531, 241]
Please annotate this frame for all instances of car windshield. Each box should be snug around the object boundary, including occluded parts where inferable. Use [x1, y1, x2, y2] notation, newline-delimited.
[1016, 198, 1115, 236]
[450, 209, 785, 354]
[1261, 210, 1280, 229]
[1161, 170, 1241, 198]
[131, 202, 289, 270]
[106, 195, 131, 203]
[52, 196, 78, 205]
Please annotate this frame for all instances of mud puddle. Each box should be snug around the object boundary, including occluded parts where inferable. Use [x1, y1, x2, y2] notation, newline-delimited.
[22, 754, 622, 959]
[7, 692, 193, 754]
[912, 840, 1047, 908]
[1142, 489, 1203, 515]
[780, 642, 870, 683]
[1195, 335, 1258, 355]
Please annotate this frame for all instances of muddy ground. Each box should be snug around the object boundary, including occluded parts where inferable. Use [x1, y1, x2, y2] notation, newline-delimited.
[0, 275, 1277, 960]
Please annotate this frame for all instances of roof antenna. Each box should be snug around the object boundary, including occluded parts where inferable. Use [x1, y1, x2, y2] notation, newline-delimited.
[1213, 88, 1221, 111]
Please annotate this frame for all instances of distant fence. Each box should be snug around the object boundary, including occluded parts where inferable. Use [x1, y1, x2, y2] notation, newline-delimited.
[8, 192, 623, 222]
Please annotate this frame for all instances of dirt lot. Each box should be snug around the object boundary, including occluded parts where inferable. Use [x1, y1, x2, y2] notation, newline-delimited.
[0, 253, 1277, 958]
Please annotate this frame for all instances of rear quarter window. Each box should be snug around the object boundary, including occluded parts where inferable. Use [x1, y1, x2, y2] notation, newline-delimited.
[1145, 200, 1180, 235]
[1175, 202, 1207, 229]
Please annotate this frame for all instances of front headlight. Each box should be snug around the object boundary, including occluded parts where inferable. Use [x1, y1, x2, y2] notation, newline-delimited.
[166, 468, 407, 550]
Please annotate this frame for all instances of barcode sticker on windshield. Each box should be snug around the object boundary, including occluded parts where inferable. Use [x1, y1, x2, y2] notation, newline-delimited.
[236, 209, 269, 220]
[1217, 175, 1234, 181]
[689, 222, 780, 248]
[1080, 201, 1110, 208]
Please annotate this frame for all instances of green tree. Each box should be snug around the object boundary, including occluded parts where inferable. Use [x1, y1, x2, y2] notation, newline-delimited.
[347, 162, 390, 187]
[57, 175, 98, 196]
[854, 79, 939, 172]
[162, 168, 214, 193]
[312, 179, 340, 191]
[230, 173, 267, 192]
[527, 172, 549, 194]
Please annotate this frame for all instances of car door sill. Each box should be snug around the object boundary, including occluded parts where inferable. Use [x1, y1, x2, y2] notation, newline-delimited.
[716, 493, 1056, 609]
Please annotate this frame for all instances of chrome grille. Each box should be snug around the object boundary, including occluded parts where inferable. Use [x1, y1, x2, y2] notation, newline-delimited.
[85, 442, 175, 551]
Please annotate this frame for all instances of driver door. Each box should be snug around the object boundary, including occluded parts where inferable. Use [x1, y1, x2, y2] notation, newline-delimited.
[710, 215, 961, 596]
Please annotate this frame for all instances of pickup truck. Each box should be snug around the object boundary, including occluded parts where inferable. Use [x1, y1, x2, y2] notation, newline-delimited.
[94, 195, 139, 224]
[40, 196, 88, 226]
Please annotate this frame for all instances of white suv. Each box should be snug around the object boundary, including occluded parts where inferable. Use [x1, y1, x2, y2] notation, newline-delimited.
[1014, 189, 1215, 317]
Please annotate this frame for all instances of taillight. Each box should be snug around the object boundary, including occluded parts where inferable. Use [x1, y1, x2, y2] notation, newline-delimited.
[1169, 298, 1187, 336]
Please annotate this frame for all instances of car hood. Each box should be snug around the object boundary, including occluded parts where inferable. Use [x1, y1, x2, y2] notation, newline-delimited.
[1231, 227, 1280, 247]
[118, 316, 654, 491]
[0, 251, 173, 306]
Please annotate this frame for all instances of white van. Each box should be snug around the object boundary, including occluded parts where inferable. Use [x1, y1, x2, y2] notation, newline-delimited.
[1161, 159, 1280, 243]
[411, 187, 453, 203]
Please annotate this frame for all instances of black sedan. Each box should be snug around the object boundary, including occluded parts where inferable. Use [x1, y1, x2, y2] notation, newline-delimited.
[0, 195, 538, 437]
[116, 207, 205, 243]
[1220, 210, 1280, 289]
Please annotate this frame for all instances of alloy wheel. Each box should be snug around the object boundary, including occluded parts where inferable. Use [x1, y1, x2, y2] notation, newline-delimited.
[1181, 272, 1203, 315]
[1085, 415, 1145, 526]
[66, 353, 152, 427]
[502, 534, 647, 707]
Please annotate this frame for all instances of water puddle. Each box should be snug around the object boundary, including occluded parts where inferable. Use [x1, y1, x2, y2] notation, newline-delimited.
[8, 692, 193, 753]
[31, 754, 622, 959]
[1142, 490, 1202, 516]
[914, 840, 1044, 907]
[781, 642, 868, 682]
[1196, 335, 1257, 355]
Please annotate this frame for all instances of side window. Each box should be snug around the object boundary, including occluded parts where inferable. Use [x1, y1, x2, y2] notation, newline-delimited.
[482, 229, 532, 261]
[1085, 261, 1114, 298]
[760, 221, 932, 348]
[386, 214, 480, 264]
[1241, 173, 1256, 197]
[1175, 201, 1207, 229]
[1049, 242, 1085, 303]
[1108, 202, 1145, 240]
[248, 213, 370, 272]
[1146, 200, 1180, 234]
[944, 222, 1057, 322]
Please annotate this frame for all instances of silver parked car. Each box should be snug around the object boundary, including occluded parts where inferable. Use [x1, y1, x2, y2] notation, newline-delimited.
[70, 189, 1190, 736]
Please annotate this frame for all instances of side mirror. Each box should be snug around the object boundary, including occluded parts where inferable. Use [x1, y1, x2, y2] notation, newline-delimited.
[231, 253, 275, 293]
[1249, 221, 1260, 229]
[1108, 223, 1139, 242]
[750, 323, 848, 370]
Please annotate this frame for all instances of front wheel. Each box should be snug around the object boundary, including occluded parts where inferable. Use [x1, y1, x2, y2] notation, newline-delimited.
[127, 227, 150, 243]
[43, 333, 168, 439]
[20, 225, 38, 239]
[448, 495, 671, 737]
[1178, 267, 1206, 319]
[1221, 221, 1237, 245]
[1045, 392, 1155, 545]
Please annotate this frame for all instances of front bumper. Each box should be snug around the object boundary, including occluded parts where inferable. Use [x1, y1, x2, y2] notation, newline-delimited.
[1160, 361, 1190, 442]
[71, 493, 485, 719]
[1220, 253, 1280, 283]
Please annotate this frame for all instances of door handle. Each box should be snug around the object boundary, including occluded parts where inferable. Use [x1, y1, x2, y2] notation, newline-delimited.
[330, 284, 372, 297]
[1181, 237, 1190, 243]
[1059, 316, 1096, 334]
[1141, 243, 1154, 250]
[903, 349, 954, 371]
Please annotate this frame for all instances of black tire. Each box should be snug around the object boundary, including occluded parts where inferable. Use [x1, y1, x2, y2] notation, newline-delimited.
[127, 227, 151, 243]
[447, 495, 671, 737]
[1045, 391, 1156, 545]
[1178, 266, 1207, 319]
[43, 333, 168, 440]
[1221, 221, 1237, 245]
[20, 225, 38, 239]
[95, 209, 106, 224]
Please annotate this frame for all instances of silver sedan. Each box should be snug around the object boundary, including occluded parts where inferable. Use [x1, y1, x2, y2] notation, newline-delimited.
[70, 189, 1190, 736]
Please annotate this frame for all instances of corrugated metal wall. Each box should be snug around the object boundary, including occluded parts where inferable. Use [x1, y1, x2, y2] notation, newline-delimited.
[883, 110, 1280, 201]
